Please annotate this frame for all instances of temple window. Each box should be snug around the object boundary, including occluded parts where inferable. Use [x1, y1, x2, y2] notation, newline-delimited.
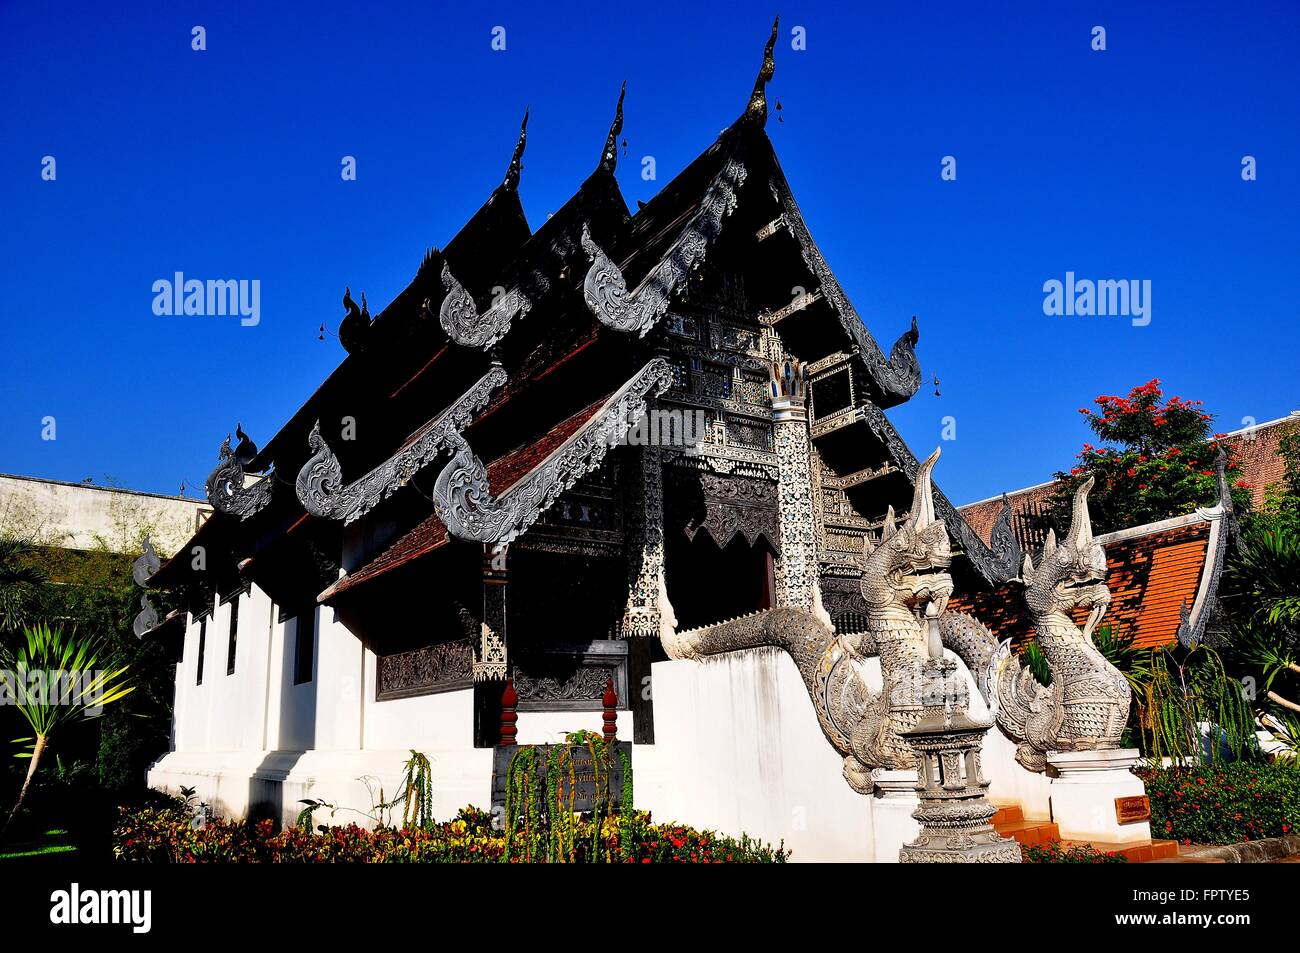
[195, 618, 206, 686]
[293, 609, 315, 685]
[226, 594, 239, 676]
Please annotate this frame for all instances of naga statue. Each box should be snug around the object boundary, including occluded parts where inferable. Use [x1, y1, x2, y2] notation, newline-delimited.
[987, 476, 1131, 771]
[665, 448, 994, 793]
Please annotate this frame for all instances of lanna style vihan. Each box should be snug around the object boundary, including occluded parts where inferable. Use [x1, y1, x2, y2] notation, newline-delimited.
[137, 20, 1174, 862]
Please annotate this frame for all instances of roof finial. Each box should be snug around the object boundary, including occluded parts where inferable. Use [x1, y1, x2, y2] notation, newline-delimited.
[503, 108, 528, 191]
[600, 82, 626, 172]
[745, 16, 780, 124]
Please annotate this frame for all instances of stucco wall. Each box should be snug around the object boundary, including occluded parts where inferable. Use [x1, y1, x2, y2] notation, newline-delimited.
[151, 580, 1056, 858]
[0, 473, 209, 554]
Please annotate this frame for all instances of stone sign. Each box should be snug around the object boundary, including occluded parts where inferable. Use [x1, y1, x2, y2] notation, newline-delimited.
[490, 742, 631, 828]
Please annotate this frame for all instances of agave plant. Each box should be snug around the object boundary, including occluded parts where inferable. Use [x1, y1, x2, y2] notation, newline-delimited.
[0, 623, 134, 841]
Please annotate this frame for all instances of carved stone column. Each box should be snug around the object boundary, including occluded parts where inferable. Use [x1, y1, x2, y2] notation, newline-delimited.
[899, 653, 1021, 864]
[475, 544, 508, 681]
[770, 360, 823, 618]
[621, 445, 676, 639]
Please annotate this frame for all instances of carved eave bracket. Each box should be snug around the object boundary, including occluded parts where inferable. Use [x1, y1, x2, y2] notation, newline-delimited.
[206, 432, 275, 520]
[437, 263, 532, 350]
[988, 493, 1025, 583]
[132, 535, 161, 587]
[434, 358, 674, 546]
[296, 365, 508, 523]
[579, 158, 747, 336]
[133, 593, 159, 638]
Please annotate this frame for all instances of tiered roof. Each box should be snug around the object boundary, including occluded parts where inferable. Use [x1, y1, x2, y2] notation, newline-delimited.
[146, 19, 1017, 618]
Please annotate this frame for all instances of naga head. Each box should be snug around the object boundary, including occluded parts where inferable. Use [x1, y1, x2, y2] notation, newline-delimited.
[1021, 476, 1110, 637]
[860, 447, 953, 618]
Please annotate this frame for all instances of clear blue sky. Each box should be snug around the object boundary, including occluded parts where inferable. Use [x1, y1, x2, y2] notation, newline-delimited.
[2, 1, 1297, 505]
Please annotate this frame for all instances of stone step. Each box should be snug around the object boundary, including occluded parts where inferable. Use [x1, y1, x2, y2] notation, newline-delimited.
[992, 801, 1193, 863]
[991, 804, 1024, 827]
[1055, 838, 1180, 863]
[995, 819, 1061, 846]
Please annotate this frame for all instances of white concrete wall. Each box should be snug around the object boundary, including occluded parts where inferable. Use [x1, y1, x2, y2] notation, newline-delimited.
[151, 581, 494, 828]
[0, 473, 208, 554]
[152, 586, 1055, 857]
[636, 648, 875, 862]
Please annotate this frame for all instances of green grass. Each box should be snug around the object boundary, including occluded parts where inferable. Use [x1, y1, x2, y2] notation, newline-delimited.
[0, 828, 78, 861]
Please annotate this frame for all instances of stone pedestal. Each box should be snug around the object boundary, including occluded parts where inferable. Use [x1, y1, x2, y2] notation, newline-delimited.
[1047, 748, 1151, 844]
[871, 769, 920, 863]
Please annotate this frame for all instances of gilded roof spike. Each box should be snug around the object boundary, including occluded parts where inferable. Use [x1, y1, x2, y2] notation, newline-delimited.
[745, 16, 780, 124]
[503, 108, 528, 191]
[600, 82, 626, 172]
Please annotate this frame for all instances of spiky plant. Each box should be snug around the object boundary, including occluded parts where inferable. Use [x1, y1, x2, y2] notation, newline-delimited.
[1138, 643, 1255, 763]
[1, 623, 134, 841]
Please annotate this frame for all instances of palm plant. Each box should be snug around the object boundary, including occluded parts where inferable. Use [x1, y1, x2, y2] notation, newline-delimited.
[0, 538, 47, 633]
[0, 623, 134, 841]
[1220, 522, 1300, 751]
[1231, 525, 1300, 627]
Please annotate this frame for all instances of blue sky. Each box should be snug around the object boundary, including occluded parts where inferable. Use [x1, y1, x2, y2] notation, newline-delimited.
[1, 1, 1297, 506]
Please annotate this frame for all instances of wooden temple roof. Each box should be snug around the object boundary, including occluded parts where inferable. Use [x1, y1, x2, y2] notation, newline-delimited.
[321, 392, 610, 601]
[146, 19, 1022, 612]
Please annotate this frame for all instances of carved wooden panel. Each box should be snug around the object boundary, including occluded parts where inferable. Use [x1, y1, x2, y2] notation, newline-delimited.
[376, 638, 474, 701]
[512, 640, 629, 712]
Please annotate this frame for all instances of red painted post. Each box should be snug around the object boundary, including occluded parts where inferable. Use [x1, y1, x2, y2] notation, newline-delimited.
[602, 677, 618, 743]
[499, 678, 518, 746]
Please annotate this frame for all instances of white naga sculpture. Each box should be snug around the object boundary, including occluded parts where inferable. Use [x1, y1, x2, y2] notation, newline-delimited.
[663, 456, 1132, 791]
[987, 476, 1131, 771]
[666, 449, 994, 793]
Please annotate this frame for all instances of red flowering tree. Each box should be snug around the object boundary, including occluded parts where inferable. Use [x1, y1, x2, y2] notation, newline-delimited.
[1044, 380, 1250, 536]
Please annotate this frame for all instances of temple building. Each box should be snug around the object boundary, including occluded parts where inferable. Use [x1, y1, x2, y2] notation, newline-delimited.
[136, 24, 1225, 861]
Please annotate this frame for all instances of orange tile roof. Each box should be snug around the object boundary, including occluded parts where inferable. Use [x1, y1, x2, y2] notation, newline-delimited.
[947, 519, 1212, 650]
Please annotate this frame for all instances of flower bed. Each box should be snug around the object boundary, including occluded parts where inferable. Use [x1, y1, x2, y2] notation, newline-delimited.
[1136, 761, 1300, 845]
[1021, 840, 1128, 863]
[112, 802, 788, 863]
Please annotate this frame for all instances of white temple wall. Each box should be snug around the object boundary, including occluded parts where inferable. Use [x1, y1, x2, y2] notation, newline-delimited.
[635, 648, 876, 863]
[152, 582, 1053, 851]
[313, 607, 364, 750]
[267, 610, 317, 751]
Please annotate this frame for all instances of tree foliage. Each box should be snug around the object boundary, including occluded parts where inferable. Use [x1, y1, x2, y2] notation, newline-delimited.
[1044, 379, 1250, 536]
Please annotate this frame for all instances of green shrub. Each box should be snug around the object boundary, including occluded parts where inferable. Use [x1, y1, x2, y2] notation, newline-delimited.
[1136, 760, 1300, 845]
[113, 799, 788, 863]
[1021, 840, 1128, 863]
